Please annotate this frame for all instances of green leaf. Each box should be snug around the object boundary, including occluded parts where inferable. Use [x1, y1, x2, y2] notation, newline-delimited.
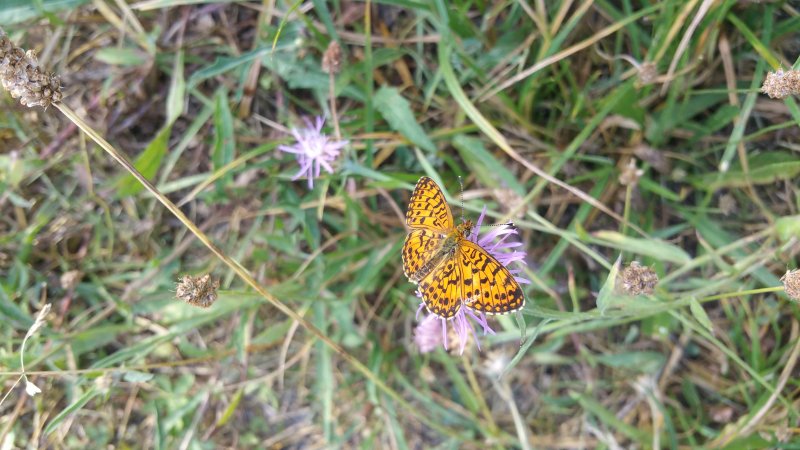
[452, 135, 525, 195]
[0, 0, 88, 25]
[775, 215, 800, 243]
[594, 351, 666, 373]
[440, 353, 479, 413]
[163, 391, 205, 432]
[212, 89, 235, 188]
[314, 304, 334, 441]
[123, 370, 155, 383]
[95, 47, 149, 66]
[719, 433, 772, 450]
[0, 283, 33, 329]
[592, 231, 691, 265]
[689, 298, 714, 333]
[71, 324, 131, 356]
[501, 319, 551, 379]
[44, 387, 102, 436]
[188, 46, 277, 89]
[153, 402, 165, 450]
[572, 391, 650, 444]
[647, 93, 726, 147]
[215, 387, 244, 427]
[166, 51, 185, 125]
[374, 86, 436, 153]
[692, 152, 800, 189]
[597, 255, 621, 315]
[727, 13, 780, 69]
[0, 152, 26, 188]
[116, 126, 170, 197]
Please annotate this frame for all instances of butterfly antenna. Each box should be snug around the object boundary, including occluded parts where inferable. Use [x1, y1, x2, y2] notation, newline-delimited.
[458, 175, 465, 223]
[488, 221, 515, 228]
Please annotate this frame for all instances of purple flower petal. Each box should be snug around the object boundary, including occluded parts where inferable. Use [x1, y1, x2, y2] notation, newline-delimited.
[413, 301, 498, 355]
[441, 316, 448, 350]
[277, 116, 346, 190]
[414, 315, 443, 353]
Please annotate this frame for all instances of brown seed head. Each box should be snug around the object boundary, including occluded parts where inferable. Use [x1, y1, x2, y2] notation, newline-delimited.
[176, 274, 220, 308]
[781, 269, 800, 301]
[718, 194, 737, 216]
[618, 261, 658, 296]
[761, 70, 800, 99]
[322, 40, 342, 74]
[60, 270, 83, 291]
[0, 29, 63, 108]
[619, 158, 644, 186]
[638, 62, 658, 85]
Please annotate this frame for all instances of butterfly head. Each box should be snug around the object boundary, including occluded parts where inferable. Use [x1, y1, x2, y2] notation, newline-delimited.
[456, 220, 474, 238]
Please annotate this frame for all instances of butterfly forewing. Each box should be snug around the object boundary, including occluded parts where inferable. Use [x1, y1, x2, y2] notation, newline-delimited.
[405, 176, 453, 231]
[402, 228, 444, 282]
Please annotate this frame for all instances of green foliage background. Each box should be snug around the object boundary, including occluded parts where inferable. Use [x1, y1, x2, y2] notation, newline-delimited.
[1, 1, 799, 448]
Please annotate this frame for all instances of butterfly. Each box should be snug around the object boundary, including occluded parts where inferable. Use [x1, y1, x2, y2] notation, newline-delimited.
[402, 176, 525, 319]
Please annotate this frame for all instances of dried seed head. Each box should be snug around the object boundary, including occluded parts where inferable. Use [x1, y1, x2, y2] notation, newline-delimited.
[25, 303, 51, 339]
[175, 274, 220, 308]
[322, 40, 342, 74]
[0, 29, 63, 108]
[619, 158, 644, 186]
[632, 143, 670, 174]
[638, 62, 658, 85]
[492, 187, 526, 219]
[618, 261, 658, 296]
[781, 269, 800, 301]
[718, 194, 737, 216]
[60, 270, 83, 291]
[482, 350, 510, 378]
[761, 70, 800, 99]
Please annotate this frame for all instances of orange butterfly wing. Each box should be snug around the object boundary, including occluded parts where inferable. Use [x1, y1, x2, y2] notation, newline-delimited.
[405, 176, 453, 231]
[416, 253, 462, 319]
[459, 240, 525, 315]
[402, 228, 443, 282]
[403, 177, 463, 318]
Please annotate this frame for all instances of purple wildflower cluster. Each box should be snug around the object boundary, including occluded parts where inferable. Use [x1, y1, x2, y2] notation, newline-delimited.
[413, 207, 529, 355]
[277, 116, 348, 189]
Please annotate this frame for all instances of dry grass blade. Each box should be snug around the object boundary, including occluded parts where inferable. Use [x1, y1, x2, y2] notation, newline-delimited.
[478, 4, 659, 101]
[659, 0, 714, 95]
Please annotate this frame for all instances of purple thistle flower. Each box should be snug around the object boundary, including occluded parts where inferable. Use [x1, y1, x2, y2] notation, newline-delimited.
[414, 313, 443, 353]
[277, 116, 348, 189]
[413, 206, 528, 355]
[468, 206, 531, 287]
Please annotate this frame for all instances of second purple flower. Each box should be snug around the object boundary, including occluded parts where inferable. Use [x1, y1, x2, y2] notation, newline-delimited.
[277, 116, 348, 189]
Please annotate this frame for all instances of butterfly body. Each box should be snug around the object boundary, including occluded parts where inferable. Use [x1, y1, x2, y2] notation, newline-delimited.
[402, 177, 524, 319]
[407, 221, 473, 284]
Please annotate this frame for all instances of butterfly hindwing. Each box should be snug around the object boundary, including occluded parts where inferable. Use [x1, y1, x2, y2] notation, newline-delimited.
[417, 253, 462, 319]
[458, 240, 525, 315]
